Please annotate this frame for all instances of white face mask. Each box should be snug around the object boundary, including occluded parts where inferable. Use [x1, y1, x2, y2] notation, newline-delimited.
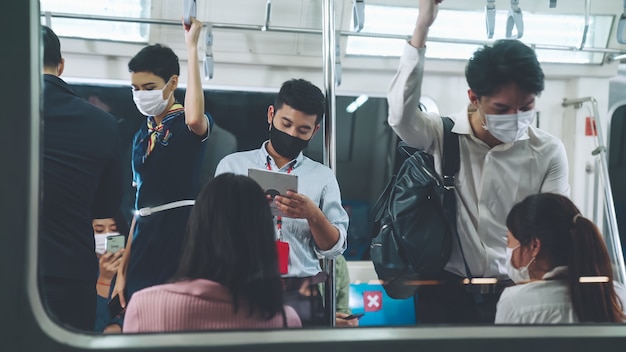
[505, 245, 535, 283]
[482, 109, 536, 143]
[132, 81, 172, 117]
[94, 233, 109, 255]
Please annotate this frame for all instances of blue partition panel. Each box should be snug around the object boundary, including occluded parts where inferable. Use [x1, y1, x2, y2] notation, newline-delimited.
[348, 283, 416, 326]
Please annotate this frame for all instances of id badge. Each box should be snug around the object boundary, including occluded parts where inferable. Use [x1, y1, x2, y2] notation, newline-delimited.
[276, 240, 289, 275]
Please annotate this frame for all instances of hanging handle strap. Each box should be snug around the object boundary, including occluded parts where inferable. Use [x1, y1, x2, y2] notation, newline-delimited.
[618, 0, 626, 44]
[505, 0, 524, 39]
[183, 0, 196, 26]
[485, 0, 496, 39]
[440, 117, 483, 304]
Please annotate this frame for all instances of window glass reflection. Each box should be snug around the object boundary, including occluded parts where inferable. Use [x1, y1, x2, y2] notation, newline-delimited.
[40, 0, 150, 42]
[37, 0, 626, 338]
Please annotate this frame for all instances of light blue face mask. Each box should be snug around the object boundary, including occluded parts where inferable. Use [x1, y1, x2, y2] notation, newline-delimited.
[505, 244, 535, 283]
[482, 109, 536, 143]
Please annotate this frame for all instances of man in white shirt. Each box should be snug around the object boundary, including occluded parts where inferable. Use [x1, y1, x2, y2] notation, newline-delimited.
[388, 0, 570, 324]
[215, 78, 349, 326]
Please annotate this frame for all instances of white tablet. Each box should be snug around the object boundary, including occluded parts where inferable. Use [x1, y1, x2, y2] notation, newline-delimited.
[248, 168, 298, 218]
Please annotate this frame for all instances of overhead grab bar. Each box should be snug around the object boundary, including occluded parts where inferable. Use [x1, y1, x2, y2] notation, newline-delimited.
[506, 0, 524, 39]
[618, 0, 626, 44]
[39, 12, 626, 57]
[352, 0, 365, 33]
[485, 0, 496, 39]
[561, 97, 626, 284]
[607, 53, 626, 62]
[579, 0, 590, 50]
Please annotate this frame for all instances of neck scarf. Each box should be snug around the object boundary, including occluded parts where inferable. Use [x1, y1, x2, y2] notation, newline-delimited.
[144, 103, 184, 161]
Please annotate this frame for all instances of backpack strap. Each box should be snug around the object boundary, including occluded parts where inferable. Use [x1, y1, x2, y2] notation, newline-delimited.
[440, 117, 483, 304]
[441, 117, 459, 188]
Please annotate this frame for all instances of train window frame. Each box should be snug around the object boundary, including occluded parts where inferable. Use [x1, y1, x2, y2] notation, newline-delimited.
[346, 4, 613, 64]
[13, 0, 626, 351]
[40, 0, 150, 42]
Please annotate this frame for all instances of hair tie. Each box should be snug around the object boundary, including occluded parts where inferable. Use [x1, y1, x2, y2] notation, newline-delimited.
[572, 213, 582, 224]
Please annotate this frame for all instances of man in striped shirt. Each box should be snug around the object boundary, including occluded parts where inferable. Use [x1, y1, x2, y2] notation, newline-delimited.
[215, 79, 349, 326]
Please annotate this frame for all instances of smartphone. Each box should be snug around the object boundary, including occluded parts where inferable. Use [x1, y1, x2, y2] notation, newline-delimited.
[344, 313, 365, 320]
[105, 234, 125, 254]
[248, 168, 298, 217]
[108, 295, 125, 317]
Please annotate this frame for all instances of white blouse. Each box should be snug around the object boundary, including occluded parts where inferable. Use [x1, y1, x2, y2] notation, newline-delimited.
[495, 266, 626, 324]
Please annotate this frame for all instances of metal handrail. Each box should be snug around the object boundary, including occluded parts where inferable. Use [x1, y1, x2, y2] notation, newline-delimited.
[562, 97, 626, 283]
[40, 11, 626, 56]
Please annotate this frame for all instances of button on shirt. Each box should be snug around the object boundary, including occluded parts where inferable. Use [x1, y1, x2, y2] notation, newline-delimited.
[387, 43, 570, 278]
[214, 142, 349, 278]
[495, 266, 626, 323]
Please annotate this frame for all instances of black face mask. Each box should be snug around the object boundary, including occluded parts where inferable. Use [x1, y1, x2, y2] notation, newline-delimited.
[269, 119, 311, 160]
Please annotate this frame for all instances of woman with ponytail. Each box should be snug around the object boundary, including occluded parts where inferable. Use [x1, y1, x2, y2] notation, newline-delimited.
[495, 193, 626, 324]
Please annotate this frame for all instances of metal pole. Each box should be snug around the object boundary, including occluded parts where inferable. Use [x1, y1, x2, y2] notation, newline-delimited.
[322, 0, 336, 328]
[594, 158, 600, 224]
[40, 11, 626, 56]
[562, 97, 626, 283]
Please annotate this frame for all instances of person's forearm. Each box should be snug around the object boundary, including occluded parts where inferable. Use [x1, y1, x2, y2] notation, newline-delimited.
[96, 278, 111, 298]
[184, 44, 206, 134]
[308, 208, 340, 251]
[410, 22, 429, 48]
[411, 0, 439, 48]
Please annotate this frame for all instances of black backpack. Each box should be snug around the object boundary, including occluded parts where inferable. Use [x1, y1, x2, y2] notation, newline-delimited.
[370, 117, 462, 299]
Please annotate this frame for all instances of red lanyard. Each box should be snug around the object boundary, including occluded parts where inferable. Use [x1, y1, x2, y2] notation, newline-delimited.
[266, 157, 293, 233]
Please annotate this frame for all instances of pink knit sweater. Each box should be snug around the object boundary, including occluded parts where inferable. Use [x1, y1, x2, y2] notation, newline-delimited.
[123, 279, 302, 333]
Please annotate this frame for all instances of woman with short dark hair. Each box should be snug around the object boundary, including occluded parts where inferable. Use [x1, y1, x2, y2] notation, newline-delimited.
[496, 193, 626, 323]
[123, 173, 301, 332]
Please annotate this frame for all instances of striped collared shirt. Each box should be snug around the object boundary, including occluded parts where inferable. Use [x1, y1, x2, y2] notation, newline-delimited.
[215, 141, 348, 278]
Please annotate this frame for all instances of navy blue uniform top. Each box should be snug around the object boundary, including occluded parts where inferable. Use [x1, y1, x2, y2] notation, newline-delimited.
[41, 74, 123, 283]
[126, 105, 211, 299]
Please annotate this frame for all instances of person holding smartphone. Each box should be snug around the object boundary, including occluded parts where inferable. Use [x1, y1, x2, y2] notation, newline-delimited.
[331, 255, 360, 327]
[93, 215, 127, 333]
[215, 79, 349, 327]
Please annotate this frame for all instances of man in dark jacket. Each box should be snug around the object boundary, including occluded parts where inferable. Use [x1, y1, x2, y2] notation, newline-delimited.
[40, 25, 123, 331]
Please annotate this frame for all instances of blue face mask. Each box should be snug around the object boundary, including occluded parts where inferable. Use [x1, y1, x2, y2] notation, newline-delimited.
[269, 119, 310, 160]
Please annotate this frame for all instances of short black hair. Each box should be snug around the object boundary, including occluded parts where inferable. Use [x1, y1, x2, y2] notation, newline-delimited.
[465, 39, 544, 98]
[274, 79, 325, 124]
[128, 44, 180, 83]
[42, 25, 62, 69]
